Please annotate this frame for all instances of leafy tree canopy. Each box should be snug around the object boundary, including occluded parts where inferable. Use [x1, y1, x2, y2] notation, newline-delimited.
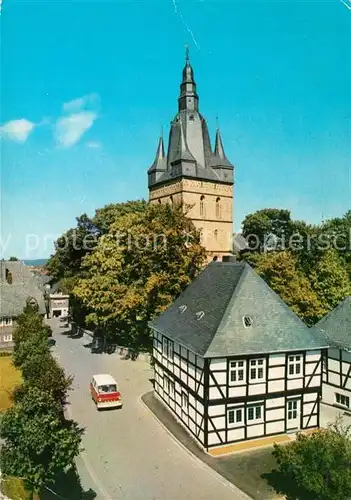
[0, 387, 83, 495]
[268, 419, 351, 500]
[74, 203, 206, 347]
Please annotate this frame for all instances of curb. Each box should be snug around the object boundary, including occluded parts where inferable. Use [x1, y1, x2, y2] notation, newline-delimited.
[139, 394, 252, 500]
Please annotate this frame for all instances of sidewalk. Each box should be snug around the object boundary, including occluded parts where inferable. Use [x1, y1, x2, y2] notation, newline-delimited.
[142, 391, 281, 500]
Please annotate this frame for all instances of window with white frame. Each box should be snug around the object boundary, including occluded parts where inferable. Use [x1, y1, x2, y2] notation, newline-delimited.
[228, 407, 243, 426]
[169, 380, 175, 399]
[181, 392, 189, 412]
[288, 354, 302, 377]
[3, 334, 13, 342]
[0, 317, 13, 327]
[229, 360, 246, 384]
[162, 337, 174, 360]
[249, 358, 265, 382]
[335, 393, 350, 409]
[247, 404, 263, 422]
[287, 399, 299, 420]
[163, 375, 169, 393]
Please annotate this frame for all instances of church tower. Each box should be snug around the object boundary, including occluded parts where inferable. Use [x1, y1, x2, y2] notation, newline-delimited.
[148, 50, 234, 261]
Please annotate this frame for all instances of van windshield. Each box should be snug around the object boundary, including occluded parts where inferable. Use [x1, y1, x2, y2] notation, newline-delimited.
[98, 384, 117, 393]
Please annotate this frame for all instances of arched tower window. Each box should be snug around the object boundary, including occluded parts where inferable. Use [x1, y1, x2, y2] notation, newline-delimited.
[5, 269, 12, 285]
[170, 195, 173, 205]
[158, 199, 162, 204]
[216, 197, 221, 219]
[214, 229, 218, 241]
[200, 196, 205, 217]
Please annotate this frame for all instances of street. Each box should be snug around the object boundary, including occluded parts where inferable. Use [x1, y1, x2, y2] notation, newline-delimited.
[50, 320, 245, 500]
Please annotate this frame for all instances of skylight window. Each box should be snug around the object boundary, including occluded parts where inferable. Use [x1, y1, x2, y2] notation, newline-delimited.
[243, 316, 253, 328]
[196, 311, 205, 321]
[179, 305, 187, 313]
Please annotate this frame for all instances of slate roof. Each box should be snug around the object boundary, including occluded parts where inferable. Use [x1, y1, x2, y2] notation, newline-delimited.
[0, 261, 46, 317]
[150, 261, 328, 357]
[315, 296, 351, 350]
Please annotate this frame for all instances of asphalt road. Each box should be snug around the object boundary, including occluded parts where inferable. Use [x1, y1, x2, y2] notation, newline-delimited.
[50, 320, 246, 500]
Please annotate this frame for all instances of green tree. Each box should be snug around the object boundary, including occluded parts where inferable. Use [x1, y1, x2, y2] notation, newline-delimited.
[268, 420, 351, 500]
[309, 249, 351, 312]
[9, 256, 19, 261]
[242, 209, 295, 253]
[13, 306, 52, 366]
[19, 352, 72, 407]
[0, 388, 83, 499]
[253, 251, 326, 324]
[74, 203, 206, 348]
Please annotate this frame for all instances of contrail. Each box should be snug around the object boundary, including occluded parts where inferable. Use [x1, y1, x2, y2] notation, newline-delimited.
[340, 0, 351, 11]
[172, 0, 201, 50]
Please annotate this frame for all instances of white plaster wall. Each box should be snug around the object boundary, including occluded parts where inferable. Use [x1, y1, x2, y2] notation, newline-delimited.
[210, 415, 225, 429]
[287, 378, 303, 391]
[210, 358, 226, 371]
[228, 386, 246, 398]
[266, 397, 284, 408]
[269, 353, 285, 366]
[266, 420, 285, 434]
[303, 415, 317, 427]
[248, 383, 266, 395]
[268, 380, 284, 392]
[268, 366, 284, 380]
[227, 428, 245, 442]
[208, 405, 225, 417]
[323, 383, 350, 407]
[306, 350, 321, 362]
[266, 408, 284, 421]
[247, 424, 265, 438]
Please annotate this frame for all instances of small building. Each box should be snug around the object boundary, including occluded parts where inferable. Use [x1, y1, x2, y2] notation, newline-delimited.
[150, 260, 328, 452]
[0, 260, 46, 348]
[49, 293, 69, 318]
[316, 297, 351, 413]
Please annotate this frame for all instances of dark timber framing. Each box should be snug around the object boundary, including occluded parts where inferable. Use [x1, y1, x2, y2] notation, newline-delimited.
[153, 330, 322, 450]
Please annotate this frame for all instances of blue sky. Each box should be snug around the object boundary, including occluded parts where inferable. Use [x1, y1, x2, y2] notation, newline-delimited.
[1, 0, 350, 259]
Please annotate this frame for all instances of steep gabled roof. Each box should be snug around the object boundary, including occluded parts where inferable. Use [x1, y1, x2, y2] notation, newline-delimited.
[150, 261, 328, 357]
[0, 261, 46, 317]
[315, 296, 351, 350]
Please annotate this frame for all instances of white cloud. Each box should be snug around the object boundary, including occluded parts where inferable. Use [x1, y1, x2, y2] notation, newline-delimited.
[54, 111, 98, 148]
[63, 93, 100, 113]
[0, 118, 35, 142]
[86, 140, 102, 149]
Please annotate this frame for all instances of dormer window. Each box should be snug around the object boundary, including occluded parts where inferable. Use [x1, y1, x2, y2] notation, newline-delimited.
[243, 316, 253, 327]
[179, 305, 187, 313]
[196, 311, 204, 321]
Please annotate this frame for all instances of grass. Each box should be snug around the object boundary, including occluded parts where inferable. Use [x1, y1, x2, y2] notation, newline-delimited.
[0, 356, 22, 411]
[0, 356, 33, 500]
[1, 476, 39, 500]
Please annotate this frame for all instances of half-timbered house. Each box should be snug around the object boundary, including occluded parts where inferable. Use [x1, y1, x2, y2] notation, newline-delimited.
[150, 260, 329, 451]
[316, 297, 351, 414]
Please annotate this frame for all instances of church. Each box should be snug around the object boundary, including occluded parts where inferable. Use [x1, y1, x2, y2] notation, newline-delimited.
[148, 50, 234, 262]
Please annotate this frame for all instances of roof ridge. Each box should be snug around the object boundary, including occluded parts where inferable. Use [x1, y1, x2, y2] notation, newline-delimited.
[204, 262, 249, 357]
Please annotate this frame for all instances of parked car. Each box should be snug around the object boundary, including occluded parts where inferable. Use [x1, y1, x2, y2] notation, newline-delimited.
[90, 374, 123, 410]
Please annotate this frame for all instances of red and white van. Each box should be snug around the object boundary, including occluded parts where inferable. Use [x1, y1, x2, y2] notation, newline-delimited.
[90, 374, 123, 410]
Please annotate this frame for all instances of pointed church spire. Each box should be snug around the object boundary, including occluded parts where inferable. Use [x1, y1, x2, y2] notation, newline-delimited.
[178, 47, 199, 112]
[214, 128, 226, 159]
[148, 134, 167, 186]
[155, 134, 165, 161]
